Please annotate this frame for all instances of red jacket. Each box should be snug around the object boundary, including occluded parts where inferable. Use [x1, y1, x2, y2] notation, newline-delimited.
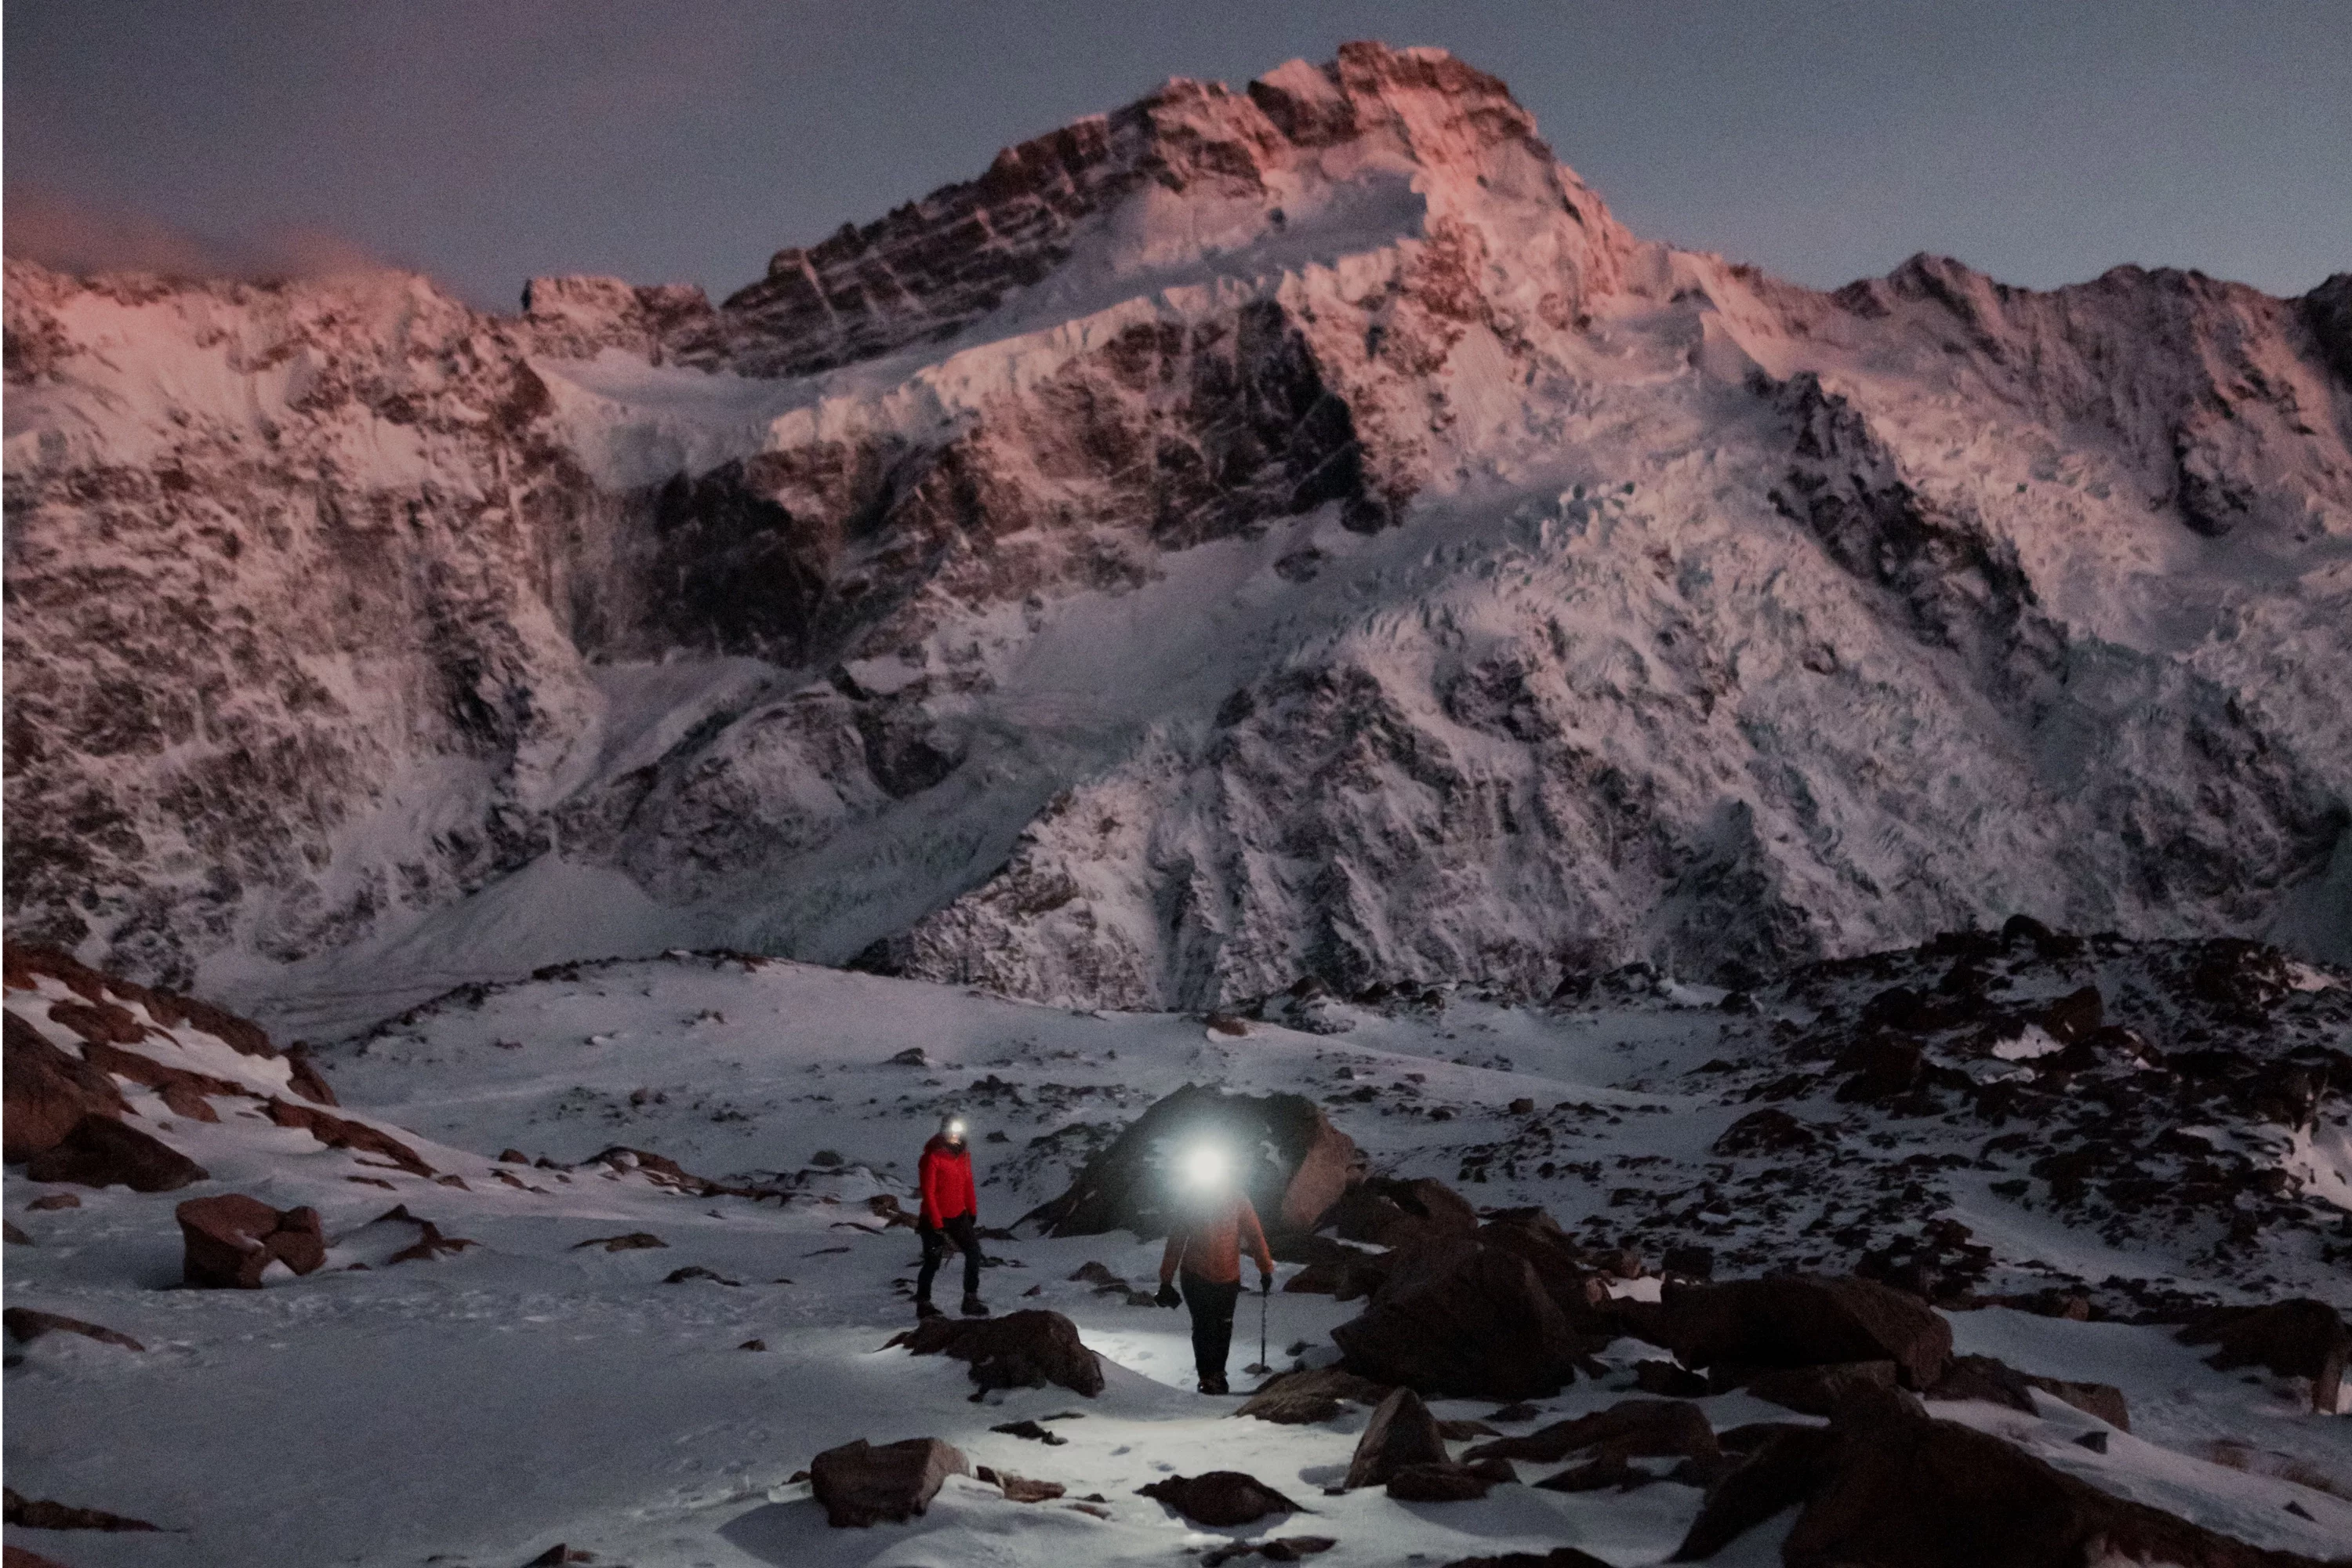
[1160, 1192, 1273, 1287]
[919, 1135, 977, 1224]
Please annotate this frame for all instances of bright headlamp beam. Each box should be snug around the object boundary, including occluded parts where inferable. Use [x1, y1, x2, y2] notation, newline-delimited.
[1178, 1142, 1229, 1190]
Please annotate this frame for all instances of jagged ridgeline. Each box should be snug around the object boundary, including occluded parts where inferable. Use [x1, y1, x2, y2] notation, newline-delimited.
[5, 42, 2349, 1020]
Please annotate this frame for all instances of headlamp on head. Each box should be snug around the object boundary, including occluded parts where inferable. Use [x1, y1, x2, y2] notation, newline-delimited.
[1178, 1141, 1229, 1192]
[941, 1113, 967, 1141]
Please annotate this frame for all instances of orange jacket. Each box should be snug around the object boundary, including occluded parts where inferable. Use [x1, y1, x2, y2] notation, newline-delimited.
[919, 1135, 977, 1224]
[1160, 1192, 1273, 1287]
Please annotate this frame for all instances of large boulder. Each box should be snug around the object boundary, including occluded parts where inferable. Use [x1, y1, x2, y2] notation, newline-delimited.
[1237, 1365, 1391, 1425]
[1475, 1207, 1617, 1336]
[1022, 1084, 1361, 1236]
[884, 1309, 1104, 1397]
[176, 1194, 327, 1287]
[1344, 1386, 1450, 1489]
[1325, 1175, 1479, 1247]
[1333, 1237, 1591, 1399]
[4, 1011, 129, 1160]
[1137, 1471, 1299, 1526]
[1649, 1275, 1953, 1390]
[808, 1436, 968, 1526]
[24, 1114, 206, 1192]
[264, 1099, 435, 1178]
[2177, 1300, 2349, 1415]
[1673, 1387, 2325, 1566]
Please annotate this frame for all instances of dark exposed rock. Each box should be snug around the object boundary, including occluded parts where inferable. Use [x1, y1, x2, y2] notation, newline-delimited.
[1634, 1359, 1710, 1398]
[1022, 1084, 1360, 1236]
[1344, 1386, 1450, 1489]
[2178, 1299, 2350, 1414]
[808, 1436, 969, 1526]
[1238, 1365, 1389, 1424]
[1333, 1236, 1591, 1399]
[176, 1193, 327, 1287]
[1671, 1386, 2327, 1565]
[1922, 1353, 2036, 1413]
[264, 1098, 434, 1177]
[1386, 1457, 1512, 1501]
[886, 1309, 1105, 1398]
[2, 1486, 162, 1531]
[1467, 1398, 1717, 1465]
[4, 1010, 130, 1160]
[1441, 1549, 1613, 1568]
[3, 1307, 143, 1352]
[572, 1232, 667, 1252]
[1736, 1359, 1899, 1416]
[1137, 1470, 1299, 1526]
[1650, 1275, 1953, 1390]
[1711, 1107, 1818, 1156]
[24, 1114, 206, 1192]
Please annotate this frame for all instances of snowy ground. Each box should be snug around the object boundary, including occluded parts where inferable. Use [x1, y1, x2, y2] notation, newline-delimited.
[7, 952, 2350, 1566]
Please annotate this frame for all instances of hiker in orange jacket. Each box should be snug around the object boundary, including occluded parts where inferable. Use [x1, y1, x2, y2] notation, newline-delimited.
[1155, 1143, 1273, 1394]
[916, 1113, 987, 1319]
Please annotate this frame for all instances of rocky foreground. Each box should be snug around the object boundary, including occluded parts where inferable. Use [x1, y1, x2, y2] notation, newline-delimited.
[5, 932, 2348, 1565]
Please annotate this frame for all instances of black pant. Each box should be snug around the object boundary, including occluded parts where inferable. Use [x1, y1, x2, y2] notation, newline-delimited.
[1180, 1273, 1243, 1385]
[917, 1214, 982, 1301]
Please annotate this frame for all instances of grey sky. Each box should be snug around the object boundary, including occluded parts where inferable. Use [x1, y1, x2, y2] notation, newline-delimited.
[5, 1, 2347, 310]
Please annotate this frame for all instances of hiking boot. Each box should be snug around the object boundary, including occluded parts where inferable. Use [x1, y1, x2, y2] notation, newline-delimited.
[1200, 1374, 1229, 1395]
[915, 1299, 944, 1320]
[960, 1294, 990, 1317]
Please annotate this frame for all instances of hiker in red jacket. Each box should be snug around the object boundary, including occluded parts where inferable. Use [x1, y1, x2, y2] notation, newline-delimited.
[1155, 1142, 1273, 1394]
[916, 1113, 987, 1319]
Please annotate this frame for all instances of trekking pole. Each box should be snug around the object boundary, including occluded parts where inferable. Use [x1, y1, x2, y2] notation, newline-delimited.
[1246, 1282, 1270, 1375]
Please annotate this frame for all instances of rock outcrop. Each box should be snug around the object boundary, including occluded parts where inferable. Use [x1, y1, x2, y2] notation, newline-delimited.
[808, 1436, 969, 1527]
[176, 1194, 327, 1287]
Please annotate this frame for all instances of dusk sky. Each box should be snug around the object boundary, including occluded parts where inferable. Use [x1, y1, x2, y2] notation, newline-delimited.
[6, 0, 2347, 310]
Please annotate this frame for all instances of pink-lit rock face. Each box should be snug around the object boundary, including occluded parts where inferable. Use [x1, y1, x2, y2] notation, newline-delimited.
[4, 42, 2348, 1014]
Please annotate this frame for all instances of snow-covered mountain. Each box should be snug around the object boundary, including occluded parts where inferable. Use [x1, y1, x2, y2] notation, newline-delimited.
[6, 42, 2350, 1030]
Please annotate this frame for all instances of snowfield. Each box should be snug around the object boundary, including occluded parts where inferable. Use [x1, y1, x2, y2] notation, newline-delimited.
[8, 946, 2348, 1566]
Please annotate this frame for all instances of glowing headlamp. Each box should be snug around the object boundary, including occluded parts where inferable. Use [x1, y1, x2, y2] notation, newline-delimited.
[947, 1118, 967, 1138]
[1178, 1142, 1229, 1191]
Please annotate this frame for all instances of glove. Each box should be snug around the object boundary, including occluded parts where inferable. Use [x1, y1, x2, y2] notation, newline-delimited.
[1259, 1272, 1274, 1296]
[1156, 1283, 1181, 1309]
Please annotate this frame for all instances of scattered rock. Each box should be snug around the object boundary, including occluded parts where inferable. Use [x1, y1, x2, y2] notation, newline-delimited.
[1673, 1386, 2323, 1565]
[1468, 1399, 1718, 1466]
[520, 1548, 593, 1566]
[2178, 1300, 2349, 1415]
[808, 1436, 970, 1526]
[1203, 1537, 1337, 1566]
[1635, 1359, 1709, 1398]
[2, 1486, 162, 1530]
[1387, 1457, 1512, 1501]
[739, 1339, 767, 1351]
[1238, 1366, 1391, 1424]
[1023, 1084, 1361, 1237]
[2074, 1430, 2108, 1454]
[2026, 1376, 2129, 1432]
[572, 1232, 667, 1252]
[1922, 1354, 2035, 1413]
[25, 1114, 207, 1192]
[1739, 1359, 1899, 1416]
[888, 1047, 929, 1066]
[885, 1309, 1105, 1398]
[3, 1308, 143, 1352]
[176, 1194, 327, 1287]
[5, 1544, 77, 1568]
[26, 1192, 80, 1210]
[1441, 1551, 1612, 1568]
[1713, 1108, 1819, 1157]
[265, 1098, 434, 1177]
[4, 1010, 132, 1160]
[1650, 1275, 1953, 1389]
[1327, 1175, 1481, 1248]
[989, 1470, 1065, 1503]
[78, 1040, 245, 1122]
[1333, 1236, 1592, 1399]
[1662, 1246, 1715, 1280]
[989, 1419, 1068, 1446]
[2, 1221, 29, 1245]
[368, 1204, 477, 1265]
[1345, 1386, 1450, 1489]
[1136, 1470, 1299, 1526]
[499, 1149, 530, 1163]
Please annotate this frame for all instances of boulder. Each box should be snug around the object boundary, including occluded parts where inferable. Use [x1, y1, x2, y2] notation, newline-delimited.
[1333, 1238, 1591, 1399]
[1238, 1366, 1390, 1425]
[1386, 1458, 1512, 1501]
[1467, 1399, 1718, 1466]
[1672, 1386, 2326, 1566]
[1022, 1084, 1362, 1237]
[177, 1194, 327, 1287]
[1345, 1386, 1450, 1489]
[2177, 1300, 2349, 1415]
[1922, 1354, 2034, 1413]
[24, 1114, 206, 1192]
[1650, 1275, 1952, 1389]
[1738, 1359, 1899, 1416]
[1327, 1175, 1480, 1247]
[1137, 1470, 1299, 1526]
[4, 1011, 130, 1160]
[2025, 1375, 2130, 1432]
[885, 1309, 1104, 1397]
[1712, 1108, 1818, 1157]
[808, 1436, 969, 1526]
[2, 1487, 161, 1531]
[1442, 1552, 1612, 1568]
[3, 1307, 144, 1352]
[265, 1098, 434, 1177]
[1475, 1207, 1616, 1335]
[1634, 1359, 1709, 1397]
[5, 1545, 76, 1568]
